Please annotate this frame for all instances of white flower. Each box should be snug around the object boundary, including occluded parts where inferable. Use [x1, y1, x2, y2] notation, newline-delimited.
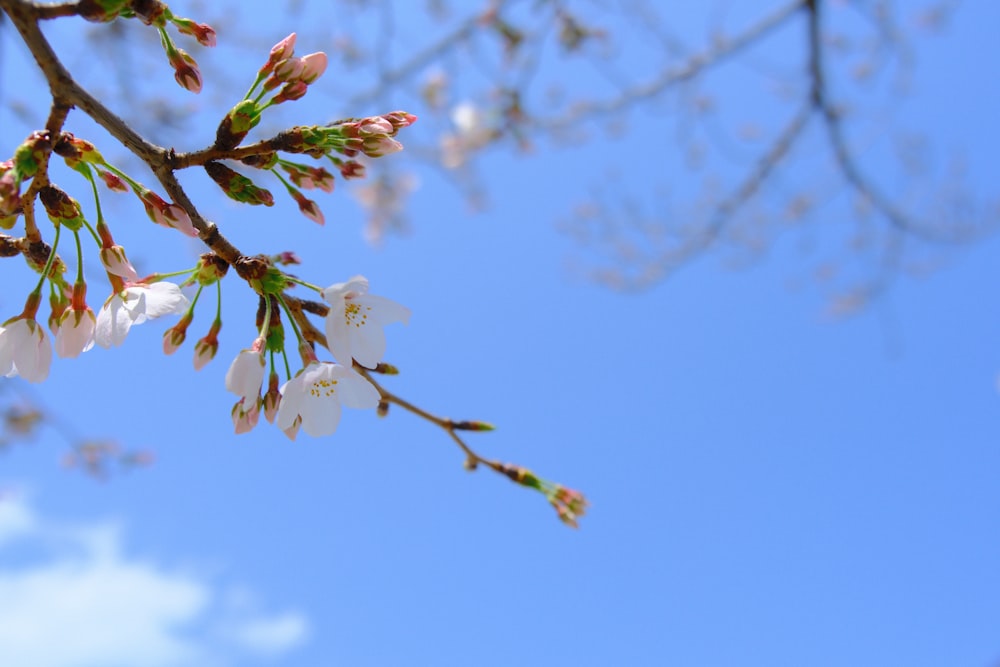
[0, 319, 52, 383]
[94, 282, 189, 348]
[322, 275, 410, 369]
[54, 306, 96, 358]
[275, 362, 380, 437]
[225, 346, 266, 405]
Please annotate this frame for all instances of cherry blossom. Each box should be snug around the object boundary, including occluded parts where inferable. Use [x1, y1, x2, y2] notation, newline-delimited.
[94, 282, 189, 348]
[225, 344, 266, 406]
[275, 362, 380, 438]
[0, 319, 52, 383]
[54, 306, 96, 358]
[322, 275, 410, 369]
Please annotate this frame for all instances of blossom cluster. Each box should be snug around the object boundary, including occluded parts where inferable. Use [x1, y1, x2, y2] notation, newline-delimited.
[226, 275, 410, 438]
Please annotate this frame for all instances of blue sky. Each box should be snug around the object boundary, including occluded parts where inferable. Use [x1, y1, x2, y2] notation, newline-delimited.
[1, 1, 999, 666]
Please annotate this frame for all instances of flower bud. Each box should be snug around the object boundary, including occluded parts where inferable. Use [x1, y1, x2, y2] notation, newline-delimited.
[39, 185, 86, 231]
[171, 16, 217, 47]
[169, 48, 202, 93]
[289, 189, 324, 224]
[98, 169, 128, 192]
[259, 33, 297, 77]
[99, 245, 139, 282]
[205, 161, 274, 206]
[13, 131, 49, 182]
[215, 100, 261, 150]
[194, 253, 230, 285]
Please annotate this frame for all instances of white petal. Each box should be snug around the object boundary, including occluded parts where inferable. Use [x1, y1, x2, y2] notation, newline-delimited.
[324, 302, 352, 366]
[348, 326, 386, 369]
[322, 275, 368, 303]
[94, 295, 133, 348]
[336, 369, 381, 409]
[9, 321, 50, 383]
[55, 309, 96, 358]
[356, 293, 411, 325]
[298, 396, 342, 437]
[225, 350, 266, 403]
[141, 282, 189, 319]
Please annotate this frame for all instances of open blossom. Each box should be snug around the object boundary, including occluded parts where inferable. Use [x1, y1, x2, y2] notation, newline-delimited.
[55, 306, 96, 358]
[0, 319, 52, 383]
[275, 362, 380, 438]
[322, 275, 410, 369]
[94, 282, 189, 348]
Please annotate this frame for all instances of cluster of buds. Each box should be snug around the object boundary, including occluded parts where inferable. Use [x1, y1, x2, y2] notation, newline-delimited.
[257, 33, 327, 104]
[279, 112, 417, 160]
[214, 33, 326, 150]
[75, 1, 215, 93]
[498, 462, 589, 528]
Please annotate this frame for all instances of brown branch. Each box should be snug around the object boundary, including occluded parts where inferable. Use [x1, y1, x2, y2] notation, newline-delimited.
[534, 0, 808, 129]
[805, 0, 983, 245]
[0, 0, 259, 274]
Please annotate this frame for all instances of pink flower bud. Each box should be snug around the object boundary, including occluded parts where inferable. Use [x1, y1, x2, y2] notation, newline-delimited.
[338, 160, 366, 180]
[363, 136, 403, 158]
[193, 335, 218, 370]
[163, 325, 186, 355]
[98, 170, 128, 192]
[358, 117, 394, 136]
[291, 190, 324, 225]
[99, 245, 139, 282]
[383, 110, 418, 131]
[260, 33, 297, 76]
[231, 399, 261, 434]
[174, 18, 217, 47]
[274, 57, 305, 82]
[169, 49, 202, 93]
[272, 81, 308, 105]
[298, 52, 327, 84]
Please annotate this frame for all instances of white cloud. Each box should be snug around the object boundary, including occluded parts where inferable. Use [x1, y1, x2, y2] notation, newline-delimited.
[222, 612, 311, 656]
[0, 492, 309, 667]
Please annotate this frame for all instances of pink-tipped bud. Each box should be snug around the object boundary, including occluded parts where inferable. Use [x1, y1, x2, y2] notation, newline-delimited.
[169, 49, 202, 93]
[260, 33, 297, 77]
[99, 245, 139, 282]
[163, 326, 186, 355]
[231, 399, 261, 434]
[358, 116, 394, 136]
[362, 136, 403, 158]
[383, 110, 418, 132]
[98, 169, 128, 192]
[273, 251, 301, 265]
[173, 17, 217, 47]
[273, 57, 305, 82]
[337, 160, 366, 180]
[290, 190, 324, 225]
[193, 335, 219, 370]
[298, 52, 327, 84]
[271, 81, 308, 105]
[263, 372, 281, 423]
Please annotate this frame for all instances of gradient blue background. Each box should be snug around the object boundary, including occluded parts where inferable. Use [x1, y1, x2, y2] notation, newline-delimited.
[1, 2, 998, 665]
